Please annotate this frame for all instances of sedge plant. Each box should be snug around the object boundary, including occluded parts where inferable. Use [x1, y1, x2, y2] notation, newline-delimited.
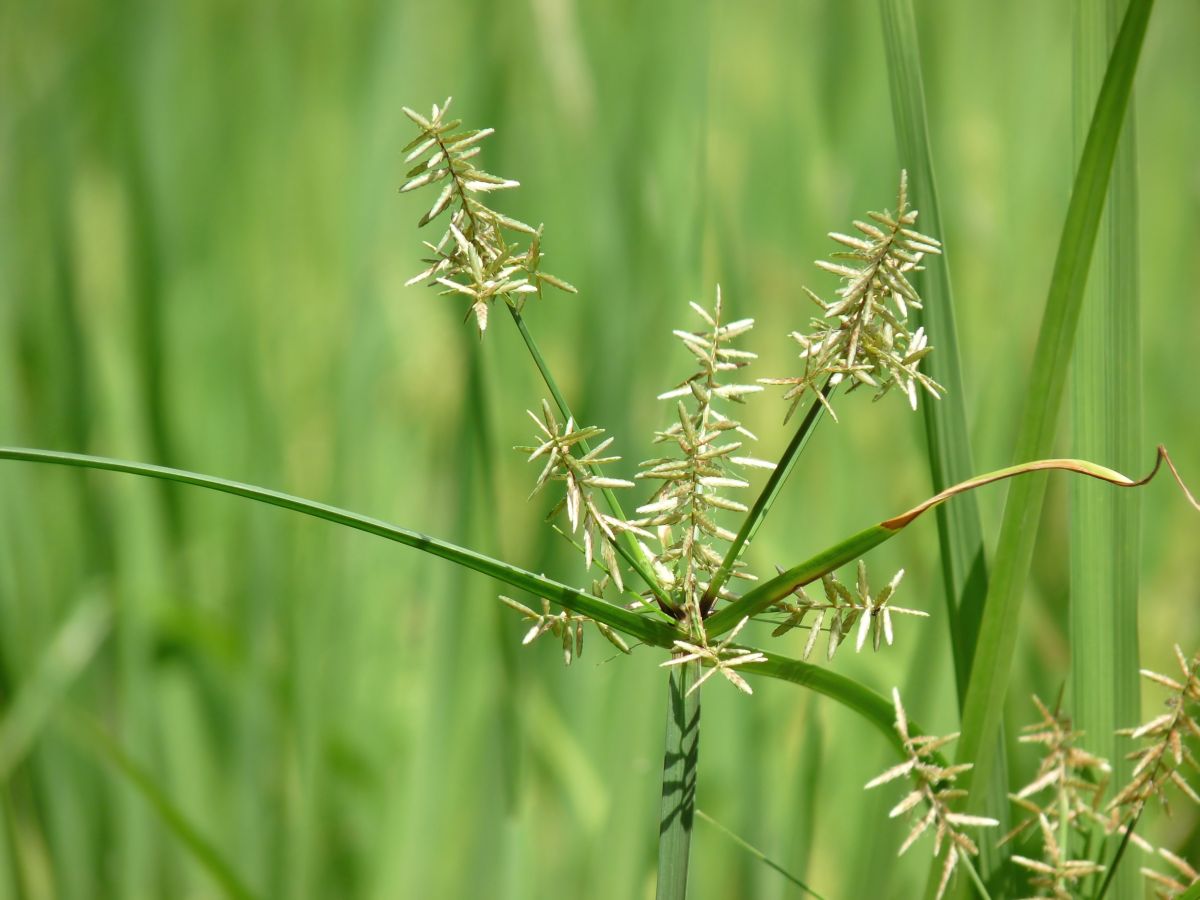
[0, 5, 1197, 894]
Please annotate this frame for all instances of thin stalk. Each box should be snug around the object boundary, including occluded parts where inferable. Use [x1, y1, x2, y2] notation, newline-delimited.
[695, 809, 825, 899]
[961, 855, 993, 900]
[656, 662, 700, 900]
[1092, 809, 1141, 900]
[699, 380, 834, 616]
[506, 304, 675, 612]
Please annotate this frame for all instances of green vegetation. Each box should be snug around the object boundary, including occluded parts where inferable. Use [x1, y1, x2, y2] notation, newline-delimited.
[1, 1, 1198, 898]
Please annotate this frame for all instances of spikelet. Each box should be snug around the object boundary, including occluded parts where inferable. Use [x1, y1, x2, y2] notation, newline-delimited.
[636, 287, 772, 619]
[761, 170, 943, 422]
[1002, 695, 1112, 899]
[866, 688, 997, 900]
[516, 399, 648, 591]
[400, 98, 576, 332]
[768, 562, 927, 662]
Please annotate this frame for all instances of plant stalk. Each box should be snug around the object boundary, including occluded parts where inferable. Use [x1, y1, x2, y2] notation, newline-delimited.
[506, 303, 675, 612]
[656, 661, 701, 900]
[699, 380, 834, 616]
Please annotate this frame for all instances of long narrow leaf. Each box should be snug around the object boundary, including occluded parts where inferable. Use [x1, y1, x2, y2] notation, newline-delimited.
[878, 0, 987, 699]
[1070, 2, 1142, 896]
[0, 447, 677, 648]
[65, 713, 259, 900]
[954, 0, 1155, 820]
[0, 595, 110, 781]
[708, 451, 1169, 636]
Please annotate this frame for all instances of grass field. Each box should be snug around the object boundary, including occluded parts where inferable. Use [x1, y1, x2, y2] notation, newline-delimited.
[1, 1, 1198, 897]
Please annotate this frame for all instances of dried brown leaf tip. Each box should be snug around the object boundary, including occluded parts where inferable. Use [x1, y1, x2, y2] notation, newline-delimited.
[1110, 645, 1200, 817]
[516, 399, 648, 591]
[401, 98, 576, 333]
[769, 561, 927, 662]
[636, 287, 771, 617]
[1003, 695, 1112, 899]
[866, 688, 997, 900]
[761, 170, 944, 422]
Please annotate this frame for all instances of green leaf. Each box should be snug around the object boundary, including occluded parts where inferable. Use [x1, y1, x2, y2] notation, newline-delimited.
[877, 0, 987, 707]
[0, 446, 678, 648]
[0, 595, 110, 781]
[707, 452, 1160, 638]
[953, 0, 1155, 824]
[876, 1, 1015, 888]
[64, 712, 259, 900]
[1069, 1, 1142, 896]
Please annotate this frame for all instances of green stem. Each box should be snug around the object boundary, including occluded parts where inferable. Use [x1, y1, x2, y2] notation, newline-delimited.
[656, 662, 700, 900]
[961, 854, 993, 900]
[505, 303, 675, 612]
[1093, 809, 1142, 900]
[699, 381, 834, 616]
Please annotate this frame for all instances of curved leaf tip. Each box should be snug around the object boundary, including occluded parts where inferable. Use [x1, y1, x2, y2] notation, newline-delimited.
[881, 444, 1197, 531]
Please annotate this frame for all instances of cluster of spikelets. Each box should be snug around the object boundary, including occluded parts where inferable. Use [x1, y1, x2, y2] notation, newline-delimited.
[760, 170, 943, 421]
[770, 560, 926, 662]
[866, 688, 998, 900]
[871, 656, 1200, 900]
[1002, 695, 1112, 899]
[398, 102, 943, 679]
[908, 651, 1199, 900]
[400, 97, 576, 332]
[498, 594, 630, 667]
[398, 98, 1200, 897]
[633, 290, 774, 617]
[515, 400, 649, 594]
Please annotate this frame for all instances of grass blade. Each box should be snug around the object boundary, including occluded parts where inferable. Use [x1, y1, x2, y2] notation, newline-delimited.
[656, 663, 700, 900]
[1070, 1, 1142, 896]
[874, 16, 1017, 875]
[0, 447, 678, 648]
[0, 595, 110, 781]
[953, 0, 1154, 825]
[64, 713, 258, 900]
[878, 0, 988, 698]
[708, 452, 1163, 636]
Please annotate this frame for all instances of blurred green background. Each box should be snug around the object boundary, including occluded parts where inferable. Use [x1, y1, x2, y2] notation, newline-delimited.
[1, 1, 1197, 897]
